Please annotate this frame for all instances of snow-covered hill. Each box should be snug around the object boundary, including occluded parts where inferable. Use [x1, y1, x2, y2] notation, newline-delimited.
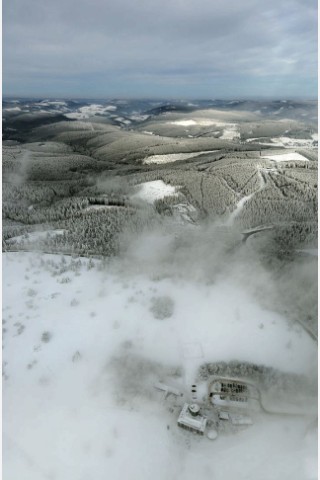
[3, 252, 317, 480]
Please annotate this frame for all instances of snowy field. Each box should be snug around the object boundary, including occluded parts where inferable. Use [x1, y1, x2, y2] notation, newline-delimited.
[269, 136, 318, 148]
[262, 152, 309, 162]
[131, 180, 178, 203]
[168, 119, 240, 140]
[247, 137, 317, 149]
[170, 119, 217, 127]
[2, 252, 317, 480]
[143, 151, 218, 164]
[6, 230, 66, 245]
[65, 104, 117, 119]
[219, 124, 240, 140]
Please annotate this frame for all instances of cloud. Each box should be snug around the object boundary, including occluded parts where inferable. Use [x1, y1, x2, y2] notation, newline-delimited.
[3, 0, 317, 97]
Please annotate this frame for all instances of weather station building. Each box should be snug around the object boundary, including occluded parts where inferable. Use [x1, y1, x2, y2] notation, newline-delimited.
[177, 403, 207, 435]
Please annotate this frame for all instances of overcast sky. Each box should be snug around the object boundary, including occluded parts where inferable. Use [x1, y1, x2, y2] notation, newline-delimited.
[3, 0, 318, 99]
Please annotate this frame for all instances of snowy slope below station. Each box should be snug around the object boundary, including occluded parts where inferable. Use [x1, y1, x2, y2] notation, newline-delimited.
[2, 252, 317, 480]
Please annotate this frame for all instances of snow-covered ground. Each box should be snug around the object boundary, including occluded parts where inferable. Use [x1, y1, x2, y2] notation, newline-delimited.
[83, 205, 126, 213]
[246, 136, 317, 149]
[172, 203, 198, 225]
[225, 168, 265, 226]
[65, 104, 117, 119]
[168, 119, 240, 140]
[130, 114, 150, 122]
[271, 134, 318, 148]
[143, 151, 218, 164]
[219, 124, 240, 140]
[6, 230, 66, 245]
[262, 152, 309, 162]
[2, 251, 317, 480]
[131, 180, 178, 203]
[270, 136, 317, 148]
[226, 192, 255, 225]
[114, 116, 131, 125]
[170, 119, 218, 127]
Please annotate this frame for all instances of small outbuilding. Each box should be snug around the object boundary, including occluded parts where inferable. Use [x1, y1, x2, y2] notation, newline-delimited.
[208, 377, 260, 411]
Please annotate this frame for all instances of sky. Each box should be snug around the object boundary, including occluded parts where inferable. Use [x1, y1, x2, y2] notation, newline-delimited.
[3, 0, 318, 99]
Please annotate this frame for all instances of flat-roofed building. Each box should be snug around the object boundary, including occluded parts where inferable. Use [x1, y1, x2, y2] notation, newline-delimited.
[177, 403, 207, 435]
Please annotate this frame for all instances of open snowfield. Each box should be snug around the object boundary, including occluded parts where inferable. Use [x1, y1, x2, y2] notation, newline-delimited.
[2, 252, 317, 480]
[131, 180, 178, 203]
[65, 104, 117, 119]
[219, 124, 240, 140]
[269, 137, 318, 148]
[143, 151, 218, 164]
[6, 230, 66, 245]
[170, 119, 217, 127]
[168, 118, 240, 139]
[246, 137, 317, 149]
[262, 152, 309, 162]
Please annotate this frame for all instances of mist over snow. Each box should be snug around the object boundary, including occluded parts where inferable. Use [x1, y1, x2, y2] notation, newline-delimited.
[131, 180, 178, 203]
[2, 94, 318, 479]
[2, 211, 317, 480]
